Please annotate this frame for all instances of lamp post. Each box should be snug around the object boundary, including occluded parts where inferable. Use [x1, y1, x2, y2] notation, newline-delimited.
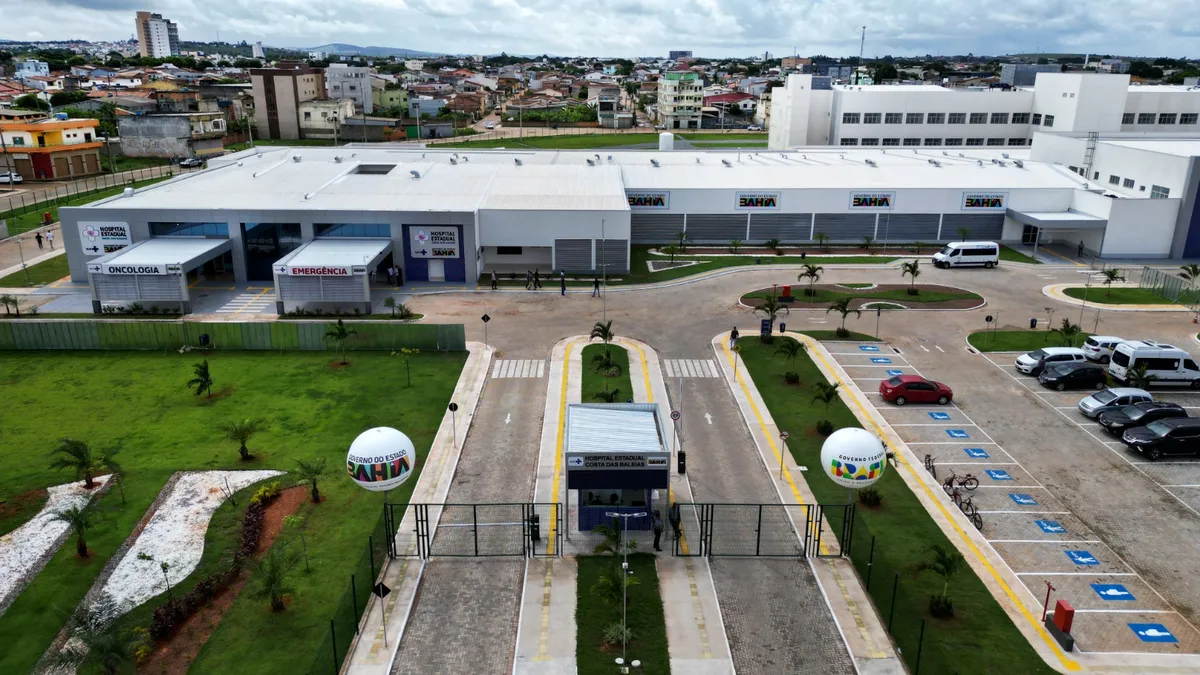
[605, 510, 646, 667]
[1078, 273, 1093, 325]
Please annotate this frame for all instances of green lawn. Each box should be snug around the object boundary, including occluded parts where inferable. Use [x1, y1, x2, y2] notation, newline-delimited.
[677, 133, 768, 141]
[441, 133, 662, 149]
[0, 254, 68, 287]
[226, 139, 347, 152]
[690, 141, 768, 148]
[0, 350, 465, 675]
[738, 339, 1055, 675]
[1062, 286, 1190, 305]
[999, 245, 1041, 264]
[0, 175, 173, 236]
[968, 330, 1093, 352]
[102, 155, 170, 173]
[581, 343, 632, 403]
[576, 553, 670, 675]
[745, 286, 981, 305]
[628, 247, 898, 285]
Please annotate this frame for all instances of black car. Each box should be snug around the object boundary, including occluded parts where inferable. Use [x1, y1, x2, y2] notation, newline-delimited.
[1037, 362, 1107, 391]
[1122, 418, 1200, 461]
[1098, 402, 1187, 435]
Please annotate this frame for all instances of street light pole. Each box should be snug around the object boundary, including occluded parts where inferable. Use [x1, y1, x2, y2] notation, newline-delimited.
[605, 510, 646, 667]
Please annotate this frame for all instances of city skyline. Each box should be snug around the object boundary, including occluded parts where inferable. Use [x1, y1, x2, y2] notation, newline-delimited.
[4, 0, 1198, 59]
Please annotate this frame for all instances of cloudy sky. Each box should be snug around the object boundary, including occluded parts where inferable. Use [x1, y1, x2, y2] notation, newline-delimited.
[6, 0, 1198, 57]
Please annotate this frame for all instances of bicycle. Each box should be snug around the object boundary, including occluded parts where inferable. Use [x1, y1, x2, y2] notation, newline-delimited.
[944, 484, 964, 507]
[959, 495, 978, 518]
[943, 471, 979, 491]
[969, 510, 983, 531]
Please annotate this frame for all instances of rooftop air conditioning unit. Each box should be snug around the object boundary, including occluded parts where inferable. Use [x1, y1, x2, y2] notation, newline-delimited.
[123, 187, 135, 197]
[928, 159, 941, 167]
[1002, 153, 1010, 159]
[864, 159, 877, 166]
[334, 156, 343, 163]
[586, 159, 595, 166]
[292, 155, 301, 163]
[449, 157, 457, 165]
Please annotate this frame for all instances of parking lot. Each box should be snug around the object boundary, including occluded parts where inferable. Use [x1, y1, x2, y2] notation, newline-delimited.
[827, 341, 1200, 654]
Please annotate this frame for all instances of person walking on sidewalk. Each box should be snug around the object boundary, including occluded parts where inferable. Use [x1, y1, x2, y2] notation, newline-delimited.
[591, 277, 601, 297]
[35, 232, 43, 250]
[560, 271, 567, 296]
[668, 502, 682, 542]
[1077, 241, 1085, 259]
[46, 230, 54, 249]
[533, 269, 542, 289]
[525, 269, 533, 290]
[652, 510, 664, 552]
[490, 270, 498, 290]
[729, 326, 740, 349]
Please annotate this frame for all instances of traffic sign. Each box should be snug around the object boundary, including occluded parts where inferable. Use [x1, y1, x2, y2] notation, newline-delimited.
[985, 315, 994, 323]
[481, 314, 491, 323]
[780, 431, 790, 440]
[670, 410, 680, 421]
[373, 582, 392, 598]
[448, 402, 459, 412]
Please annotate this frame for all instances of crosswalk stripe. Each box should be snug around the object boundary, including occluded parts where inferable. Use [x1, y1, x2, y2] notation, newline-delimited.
[491, 359, 547, 378]
[537, 360, 545, 378]
[704, 360, 718, 377]
[663, 359, 719, 378]
[492, 361, 502, 378]
[521, 360, 532, 378]
[664, 360, 677, 377]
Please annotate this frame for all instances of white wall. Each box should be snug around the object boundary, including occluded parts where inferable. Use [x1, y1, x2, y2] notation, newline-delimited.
[1092, 193, 1181, 257]
[1090, 143, 1192, 197]
[1032, 73, 1128, 133]
[833, 88, 1033, 146]
[1121, 90, 1200, 131]
[643, 186, 1073, 216]
[477, 210, 631, 246]
[481, 246, 553, 265]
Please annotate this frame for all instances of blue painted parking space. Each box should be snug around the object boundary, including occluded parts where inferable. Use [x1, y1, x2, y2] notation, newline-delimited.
[946, 429, 969, 439]
[1009, 493, 1038, 505]
[858, 345, 880, 352]
[986, 469, 1012, 480]
[1092, 583, 1136, 601]
[1036, 519, 1067, 534]
[1066, 550, 1099, 565]
[928, 412, 951, 420]
[965, 447, 990, 459]
[885, 369, 903, 376]
[870, 357, 892, 364]
[1129, 624, 1177, 643]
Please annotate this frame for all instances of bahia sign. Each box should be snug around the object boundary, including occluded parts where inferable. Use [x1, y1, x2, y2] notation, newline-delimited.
[849, 192, 896, 210]
[735, 192, 780, 210]
[346, 427, 417, 493]
[626, 191, 670, 210]
[962, 192, 1008, 210]
[288, 266, 352, 276]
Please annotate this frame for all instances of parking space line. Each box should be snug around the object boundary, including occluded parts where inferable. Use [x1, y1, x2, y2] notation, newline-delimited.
[890, 423, 963, 427]
[975, 485, 1044, 489]
[978, 510, 1070, 515]
[987, 539, 1103, 544]
[1016, 572, 1137, 576]
[1164, 484, 1200, 488]
[1074, 609, 1175, 614]
[944, 462, 1018, 466]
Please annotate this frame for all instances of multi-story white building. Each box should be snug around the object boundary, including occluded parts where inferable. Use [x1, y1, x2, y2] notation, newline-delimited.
[769, 73, 1200, 150]
[325, 64, 373, 114]
[135, 11, 179, 58]
[657, 72, 702, 130]
[404, 59, 426, 72]
[14, 60, 49, 82]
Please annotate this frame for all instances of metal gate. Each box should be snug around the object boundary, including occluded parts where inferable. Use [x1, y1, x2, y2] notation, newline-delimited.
[386, 503, 561, 559]
[673, 503, 854, 558]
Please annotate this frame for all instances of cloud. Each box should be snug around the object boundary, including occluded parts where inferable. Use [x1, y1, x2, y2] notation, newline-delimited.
[3, 0, 1196, 56]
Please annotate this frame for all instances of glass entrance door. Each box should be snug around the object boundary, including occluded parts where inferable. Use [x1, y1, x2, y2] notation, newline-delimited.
[1021, 225, 1039, 245]
[243, 223, 302, 281]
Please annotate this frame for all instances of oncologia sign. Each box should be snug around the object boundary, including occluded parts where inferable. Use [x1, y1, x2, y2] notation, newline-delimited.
[104, 264, 166, 275]
[735, 192, 780, 210]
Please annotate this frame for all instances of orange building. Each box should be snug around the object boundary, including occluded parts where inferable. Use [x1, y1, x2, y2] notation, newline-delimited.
[0, 117, 104, 181]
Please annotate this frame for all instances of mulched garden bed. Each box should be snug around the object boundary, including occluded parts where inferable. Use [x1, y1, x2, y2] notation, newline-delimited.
[742, 284, 984, 310]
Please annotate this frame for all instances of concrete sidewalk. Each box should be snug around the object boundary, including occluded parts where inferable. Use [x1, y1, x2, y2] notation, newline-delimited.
[712, 332, 903, 675]
[345, 341, 493, 675]
[1043, 282, 1191, 312]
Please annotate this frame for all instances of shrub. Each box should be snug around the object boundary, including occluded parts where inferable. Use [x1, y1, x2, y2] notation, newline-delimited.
[784, 371, 800, 385]
[929, 594, 954, 618]
[601, 622, 636, 648]
[835, 327, 850, 338]
[858, 486, 883, 507]
[906, 287, 919, 296]
[816, 419, 834, 435]
[250, 481, 281, 506]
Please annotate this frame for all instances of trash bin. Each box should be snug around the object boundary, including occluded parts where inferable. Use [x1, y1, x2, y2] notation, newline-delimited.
[198, 333, 210, 347]
[1030, 318, 1038, 329]
[678, 450, 687, 475]
[779, 322, 786, 334]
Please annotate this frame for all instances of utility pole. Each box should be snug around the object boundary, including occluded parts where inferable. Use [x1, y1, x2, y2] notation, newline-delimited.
[858, 26, 867, 84]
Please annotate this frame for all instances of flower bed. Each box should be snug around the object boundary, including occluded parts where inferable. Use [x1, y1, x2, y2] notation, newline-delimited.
[742, 284, 984, 310]
[0, 476, 111, 614]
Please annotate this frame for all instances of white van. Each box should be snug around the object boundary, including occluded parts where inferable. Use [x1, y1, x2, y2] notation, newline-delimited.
[1108, 340, 1200, 388]
[932, 241, 1000, 268]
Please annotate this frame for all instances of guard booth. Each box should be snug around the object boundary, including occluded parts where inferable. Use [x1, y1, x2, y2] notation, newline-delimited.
[565, 403, 670, 532]
[87, 238, 233, 314]
[272, 238, 393, 315]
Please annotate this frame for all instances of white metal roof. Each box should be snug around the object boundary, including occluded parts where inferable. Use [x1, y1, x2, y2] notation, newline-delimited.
[283, 238, 392, 268]
[98, 237, 230, 266]
[565, 404, 663, 455]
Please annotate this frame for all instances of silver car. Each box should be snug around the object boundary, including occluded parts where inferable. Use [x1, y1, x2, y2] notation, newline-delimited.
[1078, 387, 1153, 418]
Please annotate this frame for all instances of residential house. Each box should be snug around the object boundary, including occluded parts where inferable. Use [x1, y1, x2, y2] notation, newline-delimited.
[0, 116, 103, 180]
[404, 59, 426, 72]
[15, 60, 50, 82]
[117, 111, 226, 158]
[373, 85, 407, 114]
[298, 98, 357, 139]
[445, 92, 487, 118]
[0, 80, 39, 106]
[408, 96, 448, 118]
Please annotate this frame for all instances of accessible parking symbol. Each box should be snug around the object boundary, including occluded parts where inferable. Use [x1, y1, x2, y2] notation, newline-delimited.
[859, 345, 881, 352]
[1092, 584, 1135, 601]
[1035, 519, 1066, 533]
[946, 429, 969, 439]
[1065, 550, 1098, 565]
[985, 469, 1012, 480]
[886, 369, 903, 376]
[964, 448, 989, 458]
[1129, 624, 1177, 643]
[1009, 493, 1038, 506]
[928, 412, 951, 420]
[870, 357, 892, 364]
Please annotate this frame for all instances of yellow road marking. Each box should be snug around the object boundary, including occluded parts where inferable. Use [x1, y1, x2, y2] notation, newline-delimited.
[534, 560, 554, 660]
[1039, 247, 1085, 267]
[547, 343, 572, 555]
[798, 334, 1081, 671]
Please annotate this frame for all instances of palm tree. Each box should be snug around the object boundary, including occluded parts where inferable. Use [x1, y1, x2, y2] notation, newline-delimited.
[912, 241, 927, 255]
[592, 350, 623, 392]
[661, 244, 680, 263]
[814, 232, 831, 253]
[593, 389, 622, 402]
[916, 544, 966, 617]
[1101, 268, 1125, 297]
[590, 319, 615, 350]
[1126, 362, 1158, 389]
[224, 419, 260, 461]
[957, 226, 970, 241]
[51, 503, 95, 557]
[764, 238, 782, 254]
[186, 360, 214, 398]
[728, 239, 743, 254]
[383, 296, 397, 317]
[797, 263, 824, 297]
[101, 448, 125, 503]
[0, 294, 19, 316]
[675, 230, 689, 252]
[861, 235, 874, 252]
[590, 559, 641, 606]
[827, 297, 862, 338]
[1180, 264, 1200, 302]
[901, 259, 921, 295]
[48, 594, 138, 675]
[295, 457, 328, 503]
[774, 338, 805, 369]
[324, 319, 358, 365]
[754, 296, 790, 336]
[1049, 317, 1082, 348]
[811, 382, 841, 435]
[48, 438, 102, 489]
[249, 544, 303, 612]
[592, 518, 636, 556]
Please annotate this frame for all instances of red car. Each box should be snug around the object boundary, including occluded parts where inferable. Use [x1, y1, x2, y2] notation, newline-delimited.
[879, 375, 953, 406]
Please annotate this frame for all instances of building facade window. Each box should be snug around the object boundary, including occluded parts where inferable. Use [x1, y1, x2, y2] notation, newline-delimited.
[1159, 113, 1177, 124]
[1031, 113, 1042, 125]
[926, 113, 945, 124]
[969, 112, 987, 124]
[1043, 115, 1055, 128]
[1008, 138, 1025, 146]
[315, 223, 391, 237]
[990, 113, 1009, 124]
[903, 138, 920, 146]
[906, 113, 924, 124]
[986, 138, 1005, 146]
[149, 222, 229, 237]
[966, 138, 984, 146]
[882, 138, 900, 146]
[861, 138, 879, 146]
[884, 113, 902, 124]
[1011, 113, 1030, 124]
[1137, 113, 1156, 124]
[1093, 171, 1100, 180]
[1109, 175, 1120, 185]
[303, 112, 312, 120]
[923, 138, 942, 146]
[1122, 113, 1135, 124]
[944, 138, 963, 146]
[1181, 113, 1199, 125]
[842, 112, 860, 124]
[948, 113, 966, 124]
[1150, 185, 1170, 199]
[1123, 178, 1135, 188]
[840, 138, 858, 145]
[863, 113, 882, 124]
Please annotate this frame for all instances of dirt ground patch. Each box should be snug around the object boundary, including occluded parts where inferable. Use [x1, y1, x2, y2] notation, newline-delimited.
[138, 486, 307, 675]
[0, 487, 48, 536]
[742, 283, 984, 310]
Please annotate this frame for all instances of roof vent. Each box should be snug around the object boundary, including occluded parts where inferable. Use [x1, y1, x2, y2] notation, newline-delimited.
[864, 159, 877, 167]
[586, 158, 595, 166]
[463, 156, 469, 162]
[236, 161, 244, 167]
[1014, 159, 1024, 168]
[449, 157, 458, 165]
[1002, 152, 1010, 158]
[409, 170, 421, 179]
[334, 156, 343, 163]
[514, 158, 523, 166]
[595, 154, 600, 160]
[123, 187, 135, 197]
[354, 164, 396, 175]
[607, 155, 613, 161]
[721, 159, 732, 167]
[928, 159, 941, 167]
[292, 155, 301, 163]
[650, 159, 659, 167]
[695, 157, 701, 164]
[977, 160, 983, 166]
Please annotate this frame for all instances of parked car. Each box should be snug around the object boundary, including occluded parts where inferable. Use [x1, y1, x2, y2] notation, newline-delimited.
[746, 124, 763, 131]
[1015, 347, 1087, 376]
[1122, 418, 1200, 461]
[654, 124, 665, 130]
[1082, 335, 1125, 364]
[483, 121, 497, 129]
[179, 157, 205, 168]
[0, 171, 23, 185]
[879, 375, 953, 405]
[1098, 401, 1187, 435]
[1038, 362, 1107, 391]
[1078, 387, 1153, 418]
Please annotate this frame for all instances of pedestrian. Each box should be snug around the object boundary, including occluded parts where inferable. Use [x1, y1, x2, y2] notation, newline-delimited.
[525, 269, 533, 290]
[386, 266, 395, 285]
[46, 230, 54, 249]
[668, 502, 682, 541]
[1077, 241, 1085, 259]
[369, 267, 378, 285]
[533, 269, 541, 289]
[652, 510, 664, 552]
[560, 271, 566, 296]
[35, 232, 43, 249]
[730, 326, 739, 349]
[592, 276, 601, 297]
[490, 270, 498, 290]
[395, 266, 403, 286]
